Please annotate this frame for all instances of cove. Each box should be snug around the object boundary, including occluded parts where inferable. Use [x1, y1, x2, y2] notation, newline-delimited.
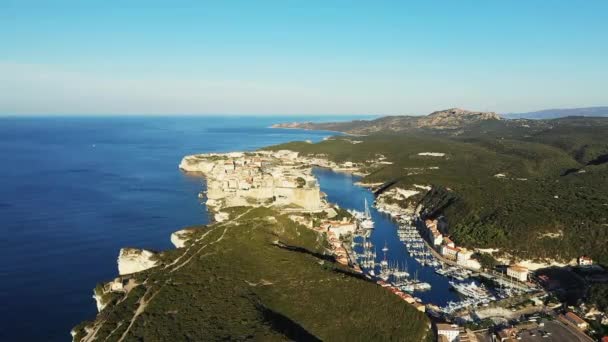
[313, 167, 461, 306]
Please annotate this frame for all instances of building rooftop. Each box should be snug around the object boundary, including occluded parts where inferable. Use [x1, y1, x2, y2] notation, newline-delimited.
[566, 312, 587, 325]
[436, 323, 459, 331]
[508, 265, 529, 273]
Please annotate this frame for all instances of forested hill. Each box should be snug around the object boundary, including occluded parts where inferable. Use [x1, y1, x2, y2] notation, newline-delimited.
[268, 116, 608, 265]
[73, 207, 432, 341]
[272, 108, 501, 135]
[272, 107, 608, 135]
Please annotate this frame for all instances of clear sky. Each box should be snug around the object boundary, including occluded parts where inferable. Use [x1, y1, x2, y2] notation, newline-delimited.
[1, 0, 607, 115]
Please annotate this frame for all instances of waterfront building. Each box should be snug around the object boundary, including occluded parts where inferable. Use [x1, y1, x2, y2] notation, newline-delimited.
[424, 218, 444, 246]
[442, 245, 460, 260]
[456, 248, 473, 263]
[578, 255, 593, 266]
[436, 323, 460, 342]
[565, 312, 589, 330]
[455, 248, 481, 270]
[506, 265, 528, 282]
[431, 230, 443, 246]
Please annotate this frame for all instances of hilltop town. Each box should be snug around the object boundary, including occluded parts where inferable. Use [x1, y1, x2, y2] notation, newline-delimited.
[73, 149, 433, 342]
[179, 150, 325, 213]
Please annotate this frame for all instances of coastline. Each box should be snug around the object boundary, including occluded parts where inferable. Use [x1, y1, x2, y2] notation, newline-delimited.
[72, 148, 432, 341]
[268, 124, 361, 137]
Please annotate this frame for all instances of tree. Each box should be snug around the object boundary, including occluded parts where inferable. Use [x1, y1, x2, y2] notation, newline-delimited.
[296, 177, 306, 188]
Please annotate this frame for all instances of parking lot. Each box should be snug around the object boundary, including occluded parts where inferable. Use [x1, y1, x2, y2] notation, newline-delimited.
[474, 319, 592, 342]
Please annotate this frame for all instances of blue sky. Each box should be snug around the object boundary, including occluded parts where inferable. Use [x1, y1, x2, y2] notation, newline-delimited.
[1, 0, 607, 115]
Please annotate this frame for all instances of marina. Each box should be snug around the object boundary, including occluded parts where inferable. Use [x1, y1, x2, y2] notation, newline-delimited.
[314, 167, 534, 316]
[313, 167, 460, 306]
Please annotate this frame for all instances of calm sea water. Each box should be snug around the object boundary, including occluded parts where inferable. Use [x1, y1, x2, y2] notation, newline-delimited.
[0, 115, 356, 342]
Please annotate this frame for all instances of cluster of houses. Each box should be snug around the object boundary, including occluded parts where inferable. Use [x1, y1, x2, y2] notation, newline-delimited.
[424, 219, 535, 283]
[423, 219, 481, 270]
[289, 208, 357, 266]
[317, 218, 357, 266]
[299, 152, 393, 175]
[376, 279, 426, 313]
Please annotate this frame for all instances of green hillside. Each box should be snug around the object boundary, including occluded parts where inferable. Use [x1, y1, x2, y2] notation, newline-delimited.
[73, 207, 432, 341]
[267, 117, 608, 265]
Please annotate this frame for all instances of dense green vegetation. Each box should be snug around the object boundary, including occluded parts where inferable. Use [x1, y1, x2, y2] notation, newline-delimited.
[74, 207, 431, 341]
[267, 117, 608, 265]
[588, 283, 608, 312]
[472, 252, 498, 270]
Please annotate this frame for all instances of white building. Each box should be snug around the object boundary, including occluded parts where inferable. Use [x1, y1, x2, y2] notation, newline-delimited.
[442, 246, 459, 260]
[578, 256, 593, 266]
[456, 248, 473, 264]
[436, 323, 460, 342]
[507, 265, 529, 282]
[327, 220, 357, 238]
[432, 231, 443, 246]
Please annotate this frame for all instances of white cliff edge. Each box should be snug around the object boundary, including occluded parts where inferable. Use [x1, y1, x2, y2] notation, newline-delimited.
[117, 248, 158, 275]
[92, 287, 108, 312]
[170, 229, 196, 248]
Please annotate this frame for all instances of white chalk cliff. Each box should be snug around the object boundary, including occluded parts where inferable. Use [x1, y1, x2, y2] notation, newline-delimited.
[117, 248, 158, 275]
[92, 291, 106, 312]
[170, 229, 195, 248]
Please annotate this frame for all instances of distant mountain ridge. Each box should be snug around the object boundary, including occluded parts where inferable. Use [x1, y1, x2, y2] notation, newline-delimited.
[503, 106, 608, 119]
[272, 108, 501, 135]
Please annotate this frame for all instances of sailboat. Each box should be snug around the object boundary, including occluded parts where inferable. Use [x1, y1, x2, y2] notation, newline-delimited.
[360, 198, 375, 229]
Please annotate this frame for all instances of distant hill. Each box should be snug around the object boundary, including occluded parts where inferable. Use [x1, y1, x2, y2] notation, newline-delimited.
[268, 115, 608, 265]
[272, 108, 501, 135]
[503, 106, 608, 120]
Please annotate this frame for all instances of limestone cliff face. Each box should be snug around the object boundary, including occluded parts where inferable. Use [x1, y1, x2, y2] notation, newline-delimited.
[170, 229, 196, 248]
[117, 248, 158, 275]
[92, 288, 106, 312]
[292, 188, 322, 210]
[179, 155, 218, 173]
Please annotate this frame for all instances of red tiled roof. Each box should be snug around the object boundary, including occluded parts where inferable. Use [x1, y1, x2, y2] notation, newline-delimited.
[566, 312, 586, 325]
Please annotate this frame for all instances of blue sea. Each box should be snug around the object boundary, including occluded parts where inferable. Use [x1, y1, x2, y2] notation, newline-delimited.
[1, 115, 461, 342]
[0, 115, 358, 342]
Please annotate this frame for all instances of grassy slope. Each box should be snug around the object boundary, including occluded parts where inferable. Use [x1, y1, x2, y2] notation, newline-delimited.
[74, 207, 431, 341]
[267, 119, 608, 264]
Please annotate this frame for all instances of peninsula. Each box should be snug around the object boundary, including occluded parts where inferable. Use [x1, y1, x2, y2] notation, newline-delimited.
[72, 150, 432, 341]
[72, 108, 608, 342]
